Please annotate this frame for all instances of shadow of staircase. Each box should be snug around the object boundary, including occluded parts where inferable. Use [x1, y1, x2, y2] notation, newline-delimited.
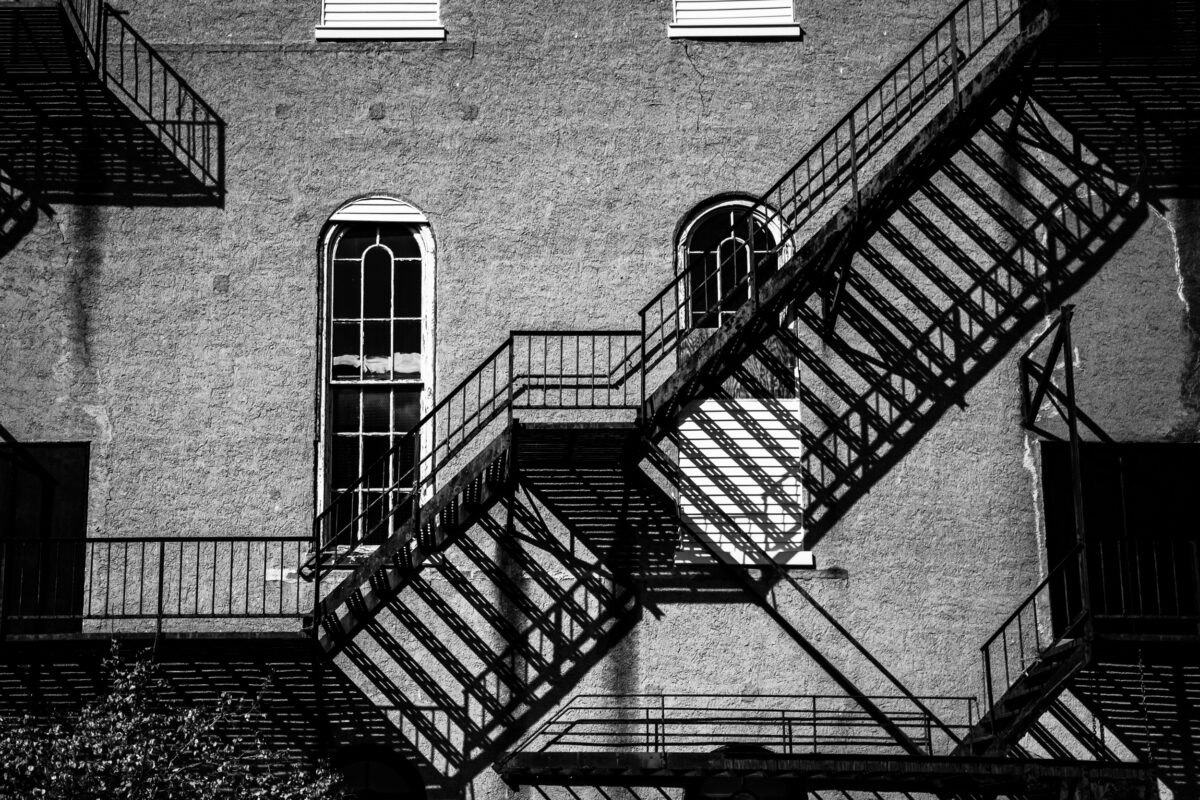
[653, 82, 1146, 550]
[0, 157, 41, 257]
[326, 479, 641, 795]
[1072, 658, 1200, 798]
[0, 2, 223, 206]
[301, 0, 1174, 794]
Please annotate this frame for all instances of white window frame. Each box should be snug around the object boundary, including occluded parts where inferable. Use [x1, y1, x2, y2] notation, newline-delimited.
[316, 196, 436, 520]
[674, 197, 813, 568]
[668, 0, 801, 40]
[315, 0, 447, 41]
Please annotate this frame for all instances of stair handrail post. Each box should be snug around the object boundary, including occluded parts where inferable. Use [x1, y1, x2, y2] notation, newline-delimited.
[982, 642, 995, 735]
[97, 1, 107, 83]
[748, 210, 760, 312]
[507, 336, 515, 426]
[311, 524, 322, 638]
[1060, 305, 1094, 630]
[155, 538, 165, 637]
[948, 13, 962, 111]
[848, 113, 861, 215]
[411, 428, 421, 556]
[639, 313, 648, 411]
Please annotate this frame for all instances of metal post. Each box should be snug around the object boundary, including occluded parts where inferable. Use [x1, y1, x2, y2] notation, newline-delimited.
[948, 15, 962, 111]
[983, 645, 995, 729]
[155, 539, 165, 637]
[640, 315, 648, 414]
[311, 517, 322, 639]
[411, 430, 421, 551]
[507, 337, 515, 425]
[747, 210, 759, 311]
[848, 114, 861, 214]
[1060, 305, 1093, 631]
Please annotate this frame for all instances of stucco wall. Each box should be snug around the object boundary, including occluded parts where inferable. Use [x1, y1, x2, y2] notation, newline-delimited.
[1, 1, 1196, 797]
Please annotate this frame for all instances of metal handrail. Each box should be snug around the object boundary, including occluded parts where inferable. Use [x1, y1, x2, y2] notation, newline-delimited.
[58, 0, 224, 193]
[508, 693, 978, 760]
[0, 536, 312, 635]
[308, 330, 642, 573]
[756, 170, 1131, 517]
[980, 543, 1085, 713]
[638, 0, 1052, 383]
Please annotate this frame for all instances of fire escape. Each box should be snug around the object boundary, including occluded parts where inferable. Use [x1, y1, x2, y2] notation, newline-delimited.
[0, 0, 223, 210]
[297, 0, 1185, 796]
[1, 0, 1193, 796]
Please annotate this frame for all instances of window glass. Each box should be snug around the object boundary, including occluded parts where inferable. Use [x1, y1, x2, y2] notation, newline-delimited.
[325, 221, 428, 546]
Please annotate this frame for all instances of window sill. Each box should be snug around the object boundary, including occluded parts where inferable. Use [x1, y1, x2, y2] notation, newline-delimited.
[667, 23, 802, 40]
[314, 25, 447, 41]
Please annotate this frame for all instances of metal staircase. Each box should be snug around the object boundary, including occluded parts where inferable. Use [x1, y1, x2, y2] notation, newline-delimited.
[0, 0, 223, 205]
[302, 0, 1164, 791]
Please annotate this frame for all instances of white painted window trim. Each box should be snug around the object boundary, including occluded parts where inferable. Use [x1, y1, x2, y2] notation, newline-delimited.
[316, 196, 437, 519]
[673, 197, 812, 568]
[668, 0, 801, 40]
[314, 0, 447, 41]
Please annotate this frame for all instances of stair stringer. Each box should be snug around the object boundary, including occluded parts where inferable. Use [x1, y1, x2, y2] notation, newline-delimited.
[642, 8, 1059, 439]
[955, 640, 1091, 757]
[638, 434, 967, 758]
[651, 88, 1148, 553]
[315, 425, 517, 653]
[314, 425, 644, 795]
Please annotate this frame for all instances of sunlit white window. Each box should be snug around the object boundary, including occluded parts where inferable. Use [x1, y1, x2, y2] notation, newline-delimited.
[315, 0, 446, 41]
[668, 0, 801, 40]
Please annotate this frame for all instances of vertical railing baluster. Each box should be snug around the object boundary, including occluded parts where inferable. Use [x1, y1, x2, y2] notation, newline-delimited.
[948, 14, 962, 111]
[156, 539, 165, 634]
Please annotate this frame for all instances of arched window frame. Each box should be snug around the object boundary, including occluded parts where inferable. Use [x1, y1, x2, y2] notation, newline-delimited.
[315, 196, 436, 521]
[675, 195, 789, 330]
[673, 195, 811, 568]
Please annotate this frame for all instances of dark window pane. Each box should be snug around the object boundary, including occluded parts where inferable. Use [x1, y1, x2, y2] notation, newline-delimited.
[363, 246, 392, 319]
[690, 212, 733, 253]
[332, 323, 361, 380]
[332, 388, 359, 432]
[331, 437, 359, 489]
[721, 238, 749, 311]
[688, 252, 719, 328]
[362, 390, 391, 433]
[334, 224, 376, 261]
[393, 389, 420, 433]
[363, 322, 391, 375]
[394, 435, 415, 480]
[361, 436, 390, 484]
[379, 227, 420, 260]
[331, 262, 361, 320]
[392, 321, 422, 379]
[361, 491, 388, 543]
[394, 258, 421, 318]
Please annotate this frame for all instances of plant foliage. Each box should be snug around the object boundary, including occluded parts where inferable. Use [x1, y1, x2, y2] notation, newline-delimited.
[0, 643, 347, 799]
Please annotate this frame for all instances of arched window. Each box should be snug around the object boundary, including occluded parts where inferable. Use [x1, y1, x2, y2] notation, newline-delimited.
[675, 196, 811, 568]
[318, 197, 434, 544]
[680, 198, 780, 329]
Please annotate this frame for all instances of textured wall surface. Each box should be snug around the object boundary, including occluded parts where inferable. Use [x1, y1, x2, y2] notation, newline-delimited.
[1, 0, 1195, 798]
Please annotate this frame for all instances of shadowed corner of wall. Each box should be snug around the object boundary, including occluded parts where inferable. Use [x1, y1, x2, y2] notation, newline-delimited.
[1072, 656, 1200, 799]
[1029, 0, 1200, 199]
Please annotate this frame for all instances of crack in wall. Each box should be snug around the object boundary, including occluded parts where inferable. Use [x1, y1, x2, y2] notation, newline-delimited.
[681, 42, 710, 133]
